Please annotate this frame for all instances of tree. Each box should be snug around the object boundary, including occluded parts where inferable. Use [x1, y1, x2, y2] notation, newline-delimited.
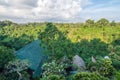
[85, 19, 94, 27]
[5, 59, 30, 80]
[73, 72, 109, 80]
[110, 20, 116, 26]
[96, 18, 109, 27]
[87, 58, 116, 77]
[0, 20, 13, 27]
[108, 45, 120, 69]
[0, 46, 14, 69]
[77, 39, 108, 62]
[41, 60, 66, 80]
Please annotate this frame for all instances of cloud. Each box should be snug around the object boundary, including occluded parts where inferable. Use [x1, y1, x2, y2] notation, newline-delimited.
[0, 0, 91, 22]
[32, 0, 82, 19]
[0, 0, 37, 20]
[0, 0, 119, 23]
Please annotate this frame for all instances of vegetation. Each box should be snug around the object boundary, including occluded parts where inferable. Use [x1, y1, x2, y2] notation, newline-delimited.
[88, 58, 116, 77]
[42, 60, 65, 77]
[115, 71, 120, 80]
[73, 72, 109, 80]
[0, 19, 120, 79]
[0, 46, 14, 69]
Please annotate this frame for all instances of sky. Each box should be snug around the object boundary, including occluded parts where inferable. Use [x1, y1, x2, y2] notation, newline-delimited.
[0, 0, 120, 23]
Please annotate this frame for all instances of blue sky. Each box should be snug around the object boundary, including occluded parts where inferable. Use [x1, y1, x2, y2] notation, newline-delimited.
[80, 0, 120, 22]
[0, 0, 120, 23]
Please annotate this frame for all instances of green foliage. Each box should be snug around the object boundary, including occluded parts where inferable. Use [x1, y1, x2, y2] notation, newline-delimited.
[76, 39, 108, 62]
[48, 74, 65, 80]
[115, 71, 120, 80]
[111, 39, 120, 46]
[1, 59, 30, 80]
[0, 46, 14, 69]
[41, 60, 66, 80]
[0, 20, 13, 27]
[108, 45, 120, 69]
[48, 75, 60, 80]
[58, 56, 72, 69]
[42, 60, 65, 76]
[0, 74, 9, 80]
[73, 72, 109, 80]
[0, 22, 46, 50]
[39, 74, 65, 80]
[39, 23, 75, 59]
[85, 19, 94, 27]
[0, 71, 30, 80]
[5, 59, 30, 73]
[112, 60, 120, 70]
[0, 19, 120, 79]
[110, 21, 116, 27]
[87, 58, 116, 77]
[21, 71, 30, 80]
[96, 18, 109, 27]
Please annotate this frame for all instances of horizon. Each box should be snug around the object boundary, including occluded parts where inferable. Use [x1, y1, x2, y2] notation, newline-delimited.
[1, 18, 120, 24]
[0, 0, 120, 23]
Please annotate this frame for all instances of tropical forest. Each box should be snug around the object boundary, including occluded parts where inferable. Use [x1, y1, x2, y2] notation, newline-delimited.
[0, 19, 120, 80]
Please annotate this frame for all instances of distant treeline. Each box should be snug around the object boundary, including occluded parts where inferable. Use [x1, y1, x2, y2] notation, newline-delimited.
[0, 18, 120, 27]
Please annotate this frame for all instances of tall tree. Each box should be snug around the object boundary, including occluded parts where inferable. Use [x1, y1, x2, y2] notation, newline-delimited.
[96, 18, 109, 27]
[110, 20, 116, 26]
[85, 19, 94, 27]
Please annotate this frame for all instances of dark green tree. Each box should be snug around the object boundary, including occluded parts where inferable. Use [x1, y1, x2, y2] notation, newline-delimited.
[110, 20, 116, 26]
[96, 18, 109, 27]
[85, 19, 94, 27]
[0, 20, 13, 27]
[0, 46, 15, 69]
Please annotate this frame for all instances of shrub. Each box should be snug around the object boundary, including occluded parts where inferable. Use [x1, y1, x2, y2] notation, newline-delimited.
[115, 71, 120, 80]
[0, 74, 8, 80]
[1, 71, 30, 80]
[39, 74, 65, 80]
[4, 59, 30, 80]
[112, 60, 120, 70]
[0, 46, 14, 69]
[42, 60, 65, 76]
[73, 72, 109, 80]
[108, 45, 120, 70]
[87, 58, 116, 77]
[48, 74, 65, 80]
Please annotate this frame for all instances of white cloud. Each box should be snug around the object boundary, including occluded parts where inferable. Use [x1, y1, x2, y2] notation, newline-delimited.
[33, 0, 82, 19]
[0, 0, 90, 22]
[0, 0, 119, 23]
[0, 0, 37, 20]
